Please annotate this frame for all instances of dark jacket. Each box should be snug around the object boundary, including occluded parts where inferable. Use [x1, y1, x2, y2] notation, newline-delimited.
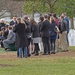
[13, 23, 28, 48]
[38, 21, 43, 32]
[38, 21, 43, 36]
[25, 21, 32, 38]
[0, 23, 5, 31]
[41, 20, 50, 37]
[10, 20, 17, 26]
[31, 24, 40, 38]
[60, 20, 67, 33]
[50, 21, 57, 40]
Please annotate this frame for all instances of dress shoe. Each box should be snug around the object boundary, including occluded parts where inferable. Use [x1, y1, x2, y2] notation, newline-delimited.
[28, 54, 31, 57]
[34, 54, 39, 56]
[51, 52, 55, 54]
[42, 54, 47, 55]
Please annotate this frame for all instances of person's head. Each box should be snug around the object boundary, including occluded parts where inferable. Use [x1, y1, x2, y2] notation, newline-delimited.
[48, 13, 52, 17]
[1, 27, 5, 35]
[13, 16, 17, 21]
[60, 15, 64, 20]
[48, 13, 52, 20]
[30, 18, 37, 25]
[0, 19, 5, 23]
[62, 12, 67, 17]
[44, 14, 48, 20]
[50, 16, 54, 24]
[1, 27, 5, 31]
[40, 16, 44, 22]
[5, 25, 9, 28]
[53, 13, 57, 18]
[23, 15, 29, 22]
[8, 26, 12, 30]
[17, 18, 21, 24]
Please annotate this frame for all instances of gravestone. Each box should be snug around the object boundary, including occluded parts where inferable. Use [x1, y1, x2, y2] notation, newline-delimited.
[68, 29, 75, 46]
[34, 12, 41, 23]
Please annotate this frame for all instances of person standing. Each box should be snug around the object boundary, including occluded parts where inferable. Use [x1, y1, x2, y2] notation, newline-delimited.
[59, 16, 68, 52]
[13, 18, 28, 58]
[38, 16, 44, 53]
[53, 13, 60, 52]
[62, 12, 69, 46]
[23, 16, 32, 57]
[30, 18, 40, 56]
[49, 16, 57, 54]
[41, 15, 50, 55]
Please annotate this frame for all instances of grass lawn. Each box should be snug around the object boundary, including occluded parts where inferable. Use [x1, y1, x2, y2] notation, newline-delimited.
[0, 46, 75, 75]
[68, 46, 75, 51]
[0, 57, 75, 75]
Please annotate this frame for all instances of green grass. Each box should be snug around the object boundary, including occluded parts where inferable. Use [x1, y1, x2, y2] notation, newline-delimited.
[0, 48, 5, 53]
[0, 46, 75, 75]
[68, 46, 75, 51]
[0, 58, 75, 75]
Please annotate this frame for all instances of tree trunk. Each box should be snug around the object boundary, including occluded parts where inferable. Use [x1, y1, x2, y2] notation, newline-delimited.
[70, 18, 74, 29]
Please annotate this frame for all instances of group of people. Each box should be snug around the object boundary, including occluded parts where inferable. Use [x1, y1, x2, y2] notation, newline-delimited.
[0, 12, 69, 58]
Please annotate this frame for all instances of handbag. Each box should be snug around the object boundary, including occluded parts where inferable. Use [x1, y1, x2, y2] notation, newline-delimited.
[54, 26, 60, 33]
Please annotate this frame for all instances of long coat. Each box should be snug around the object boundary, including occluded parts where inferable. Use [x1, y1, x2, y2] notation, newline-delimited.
[13, 23, 28, 48]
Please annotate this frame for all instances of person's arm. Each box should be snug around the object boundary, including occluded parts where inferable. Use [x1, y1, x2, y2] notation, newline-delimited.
[40, 22, 44, 32]
[8, 31, 14, 40]
[31, 25, 35, 32]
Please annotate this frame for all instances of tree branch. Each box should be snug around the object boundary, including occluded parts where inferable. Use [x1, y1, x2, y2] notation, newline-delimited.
[51, 0, 58, 8]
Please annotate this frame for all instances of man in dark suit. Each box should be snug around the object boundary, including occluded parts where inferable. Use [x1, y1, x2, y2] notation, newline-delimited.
[41, 15, 50, 55]
[10, 16, 17, 26]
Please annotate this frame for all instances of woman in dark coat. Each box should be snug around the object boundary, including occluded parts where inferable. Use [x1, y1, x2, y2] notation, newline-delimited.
[30, 18, 40, 56]
[13, 18, 28, 58]
[49, 16, 57, 54]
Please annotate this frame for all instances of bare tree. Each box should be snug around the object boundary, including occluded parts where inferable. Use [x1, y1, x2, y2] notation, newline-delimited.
[0, 0, 6, 11]
[45, 0, 58, 13]
[0, 0, 24, 18]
